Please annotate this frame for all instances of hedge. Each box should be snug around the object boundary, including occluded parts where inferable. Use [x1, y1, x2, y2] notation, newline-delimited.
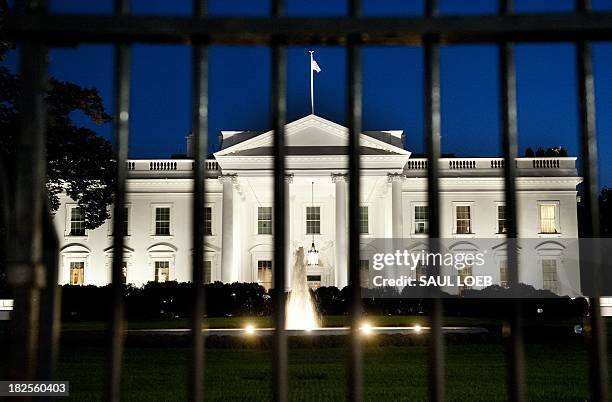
[58, 281, 588, 321]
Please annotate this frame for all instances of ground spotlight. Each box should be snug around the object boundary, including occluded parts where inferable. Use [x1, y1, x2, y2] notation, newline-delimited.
[414, 324, 422, 334]
[244, 324, 256, 335]
[360, 322, 373, 335]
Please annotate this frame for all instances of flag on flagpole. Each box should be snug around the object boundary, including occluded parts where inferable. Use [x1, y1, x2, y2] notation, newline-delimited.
[311, 58, 321, 73]
[309, 51, 321, 114]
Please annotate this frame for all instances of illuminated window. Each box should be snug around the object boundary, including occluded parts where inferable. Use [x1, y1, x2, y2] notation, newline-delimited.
[121, 261, 127, 284]
[258, 206, 272, 235]
[539, 204, 557, 234]
[542, 259, 559, 293]
[307, 275, 322, 289]
[306, 206, 320, 234]
[414, 206, 429, 234]
[155, 207, 171, 236]
[497, 205, 507, 234]
[155, 261, 170, 282]
[415, 261, 427, 280]
[70, 207, 85, 236]
[499, 259, 508, 288]
[458, 263, 473, 294]
[70, 261, 84, 285]
[257, 260, 272, 291]
[359, 206, 369, 234]
[455, 205, 472, 234]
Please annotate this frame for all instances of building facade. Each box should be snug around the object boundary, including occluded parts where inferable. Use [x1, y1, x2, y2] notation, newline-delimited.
[53, 115, 583, 295]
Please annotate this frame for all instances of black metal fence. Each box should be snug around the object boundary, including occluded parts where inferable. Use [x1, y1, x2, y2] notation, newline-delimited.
[4, 0, 611, 401]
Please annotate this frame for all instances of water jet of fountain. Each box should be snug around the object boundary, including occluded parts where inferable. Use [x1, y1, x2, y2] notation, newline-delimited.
[286, 247, 320, 330]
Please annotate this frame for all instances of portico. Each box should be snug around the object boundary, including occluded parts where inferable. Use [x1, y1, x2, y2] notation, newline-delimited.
[212, 114, 411, 288]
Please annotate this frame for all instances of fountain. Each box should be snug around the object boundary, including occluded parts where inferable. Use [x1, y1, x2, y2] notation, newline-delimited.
[285, 247, 321, 330]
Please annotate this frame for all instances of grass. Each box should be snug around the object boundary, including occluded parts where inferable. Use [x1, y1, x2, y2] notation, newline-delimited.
[52, 341, 603, 401]
[58, 314, 580, 332]
[1, 316, 607, 400]
[0, 324, 599, 399]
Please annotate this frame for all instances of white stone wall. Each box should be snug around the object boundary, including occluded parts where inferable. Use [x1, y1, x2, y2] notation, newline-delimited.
[53, 171, 581, 293]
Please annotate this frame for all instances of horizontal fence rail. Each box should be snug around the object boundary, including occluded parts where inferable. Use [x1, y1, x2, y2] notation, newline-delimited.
[7, 13, 612, 44]
[5, 0, 610, 401]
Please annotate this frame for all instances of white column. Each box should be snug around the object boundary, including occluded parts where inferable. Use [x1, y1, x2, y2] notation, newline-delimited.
[332, 173, 348, 289]
[389, 173, 404, 238]
[220, 174, 237, 283]
[285, 174, 293, 291]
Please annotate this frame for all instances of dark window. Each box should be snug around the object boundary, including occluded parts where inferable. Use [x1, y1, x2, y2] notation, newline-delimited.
[204, 260, 212, 284]
[155, 207, 171, 236]
[306, 206, 320, 234]
[70, 207, 85, 236]
[204, 207, 212, 236]
[414, 205, 429, 234]
[359, 206, 368, 234]
[258, 206, 272, 235]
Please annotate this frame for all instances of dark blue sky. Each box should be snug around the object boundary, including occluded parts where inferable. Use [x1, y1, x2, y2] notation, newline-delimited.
[4, 0, 612, 186]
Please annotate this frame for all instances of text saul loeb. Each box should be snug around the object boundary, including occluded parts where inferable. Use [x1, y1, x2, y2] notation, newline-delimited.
[369, 249, 492, 288]
[371, 275, 493, 288]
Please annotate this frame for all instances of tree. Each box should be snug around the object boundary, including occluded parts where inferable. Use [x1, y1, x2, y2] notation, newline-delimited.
[526, 146, 568, 158]
[545, 146, 567, 157]
[0, 59, 114, 230]
[1, 1, 114, 230]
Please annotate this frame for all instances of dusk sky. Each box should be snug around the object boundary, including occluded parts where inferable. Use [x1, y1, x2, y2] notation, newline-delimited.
[4, 0, 612, 186]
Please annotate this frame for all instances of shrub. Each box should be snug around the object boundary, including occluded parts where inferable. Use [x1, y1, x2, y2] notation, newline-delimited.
[61, 281, 270, 321]
[58, 281, 588, 321]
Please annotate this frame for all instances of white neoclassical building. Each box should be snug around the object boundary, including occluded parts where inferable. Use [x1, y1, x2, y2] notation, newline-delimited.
[53, 114, 583, 295]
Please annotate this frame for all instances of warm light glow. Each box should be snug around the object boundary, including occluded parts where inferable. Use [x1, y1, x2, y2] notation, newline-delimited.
[244, 324, 256, 335]
[360, 322, 373, 335]
[306, 243, 319, 266]
[414, 324, 422, 334]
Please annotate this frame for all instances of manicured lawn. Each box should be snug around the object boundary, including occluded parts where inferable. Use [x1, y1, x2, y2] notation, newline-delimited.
[1, 317, 607, 400]
[52, 341, 604, 401]
[58, 314, 580, 332]
[59, 315, 450, 332]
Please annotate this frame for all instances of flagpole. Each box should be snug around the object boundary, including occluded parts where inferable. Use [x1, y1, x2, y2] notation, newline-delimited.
[309, 50, 314, 115]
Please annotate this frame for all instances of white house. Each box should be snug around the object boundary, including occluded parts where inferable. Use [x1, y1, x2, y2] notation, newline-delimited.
[53, 114, 583, 296]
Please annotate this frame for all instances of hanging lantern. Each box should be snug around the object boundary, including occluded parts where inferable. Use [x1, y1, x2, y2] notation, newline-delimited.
[307, 241, 319, 266]
[307, 181, 319, 266]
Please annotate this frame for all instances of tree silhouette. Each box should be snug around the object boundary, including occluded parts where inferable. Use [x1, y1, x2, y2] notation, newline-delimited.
[0, 65, 115, 229]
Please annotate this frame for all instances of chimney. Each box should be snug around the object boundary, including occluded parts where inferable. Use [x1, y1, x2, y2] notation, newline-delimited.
[186, 133, 194, 157]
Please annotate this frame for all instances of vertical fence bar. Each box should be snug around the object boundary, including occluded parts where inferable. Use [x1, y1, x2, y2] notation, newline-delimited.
[8, 0, 48, 382]
[107, 0, 130, 400]
[576, 1, 609, 401]
[498, 1, 526, 401]
[424, 1, 445, 401]
[37, 208, 60, 385]
[271, 1, 288, 401]
[0, 162, 8, 382]
[189, 1, 208, 401]
[347, 1, 363, 401]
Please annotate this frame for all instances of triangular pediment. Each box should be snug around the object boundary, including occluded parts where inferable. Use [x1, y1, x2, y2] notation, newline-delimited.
[215, 114, 410, 157]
